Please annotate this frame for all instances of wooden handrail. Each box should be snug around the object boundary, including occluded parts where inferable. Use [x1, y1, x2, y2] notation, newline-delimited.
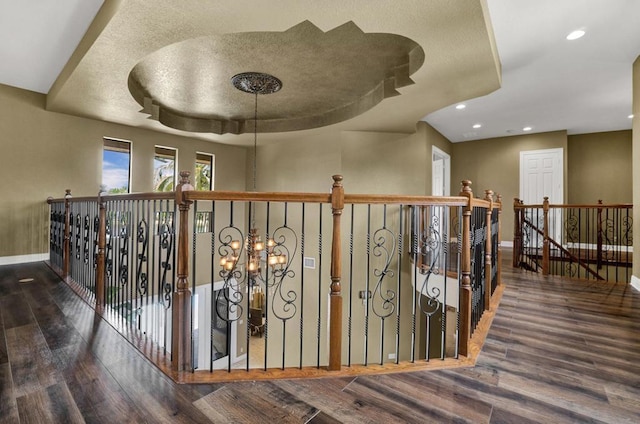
[47, 192, 175, 203]
[515, 202, 632, 209]
[344, 194, 468, 206]
[186, 190, 331, 203]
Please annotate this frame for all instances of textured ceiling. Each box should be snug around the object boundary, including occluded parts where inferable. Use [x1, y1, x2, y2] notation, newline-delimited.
[43, 0, 501, 145]
[3, 1, 638, 146]
[128, 21, 425, 134]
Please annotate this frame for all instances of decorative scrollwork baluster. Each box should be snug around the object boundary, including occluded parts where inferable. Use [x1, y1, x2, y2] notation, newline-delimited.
[93, 215, 99, 268]
[621, 216, 633, 245]
[75, 213, 81, 260]
[105, 220, 113, 279]
[216, 226, 245, 323]
[371, 227, 396, 319]
[68, 213, 74, 257]
[118, 224, 129, 286]
[564, 212, 578, 244]
[136, 220, 149, 296]
[418, 214, 442, 317]
[157, 213, 174, 309]
[83, 215, 90, 264]
[267, 225, 298, 322]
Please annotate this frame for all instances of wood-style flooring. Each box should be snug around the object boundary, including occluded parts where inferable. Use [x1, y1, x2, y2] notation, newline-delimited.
[1, 257, 639, 423]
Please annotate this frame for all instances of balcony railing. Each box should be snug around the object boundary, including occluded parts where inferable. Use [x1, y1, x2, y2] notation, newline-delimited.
[47, 174, 502, 381]
[513, 197, 633, 282]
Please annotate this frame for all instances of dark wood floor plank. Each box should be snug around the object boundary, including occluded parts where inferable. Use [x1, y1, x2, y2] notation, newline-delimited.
[0, 265, 21, 297]
[478, 354, 637, 424]
[5, 323, 61, 398]
[369, 371, 494, 423]
[490, 407, 549, 424]
[106, 352, 214, 423]
[194, 382, 318, 423]
[0, 363, 19, 423]
[275, 377, 419, 424]
[15, 382, 84, 424]
[0, 293, 35, 330]
[51, 342, 147, 423]
[1, 258, 640, 423]
[33, 302, 85, 352]
[307, 410, 342, 424]
[604, 382, 640, 417]
[0, 309, 7, 365]
[432, 369, 604, 424]
[347, 376, 487, 423]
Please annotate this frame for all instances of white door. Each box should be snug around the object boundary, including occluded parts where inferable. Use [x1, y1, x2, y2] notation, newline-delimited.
[519, 148, 563, 243]
[520, 148, 563, 204]
[432, 146, 450, 196]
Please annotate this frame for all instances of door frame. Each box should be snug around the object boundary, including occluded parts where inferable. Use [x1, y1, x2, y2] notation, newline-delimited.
[519, 147, 563, 203]
[432, 146, 451, 196]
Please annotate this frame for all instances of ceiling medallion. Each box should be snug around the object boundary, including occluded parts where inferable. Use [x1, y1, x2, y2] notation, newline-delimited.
[231, 72, 282, 95]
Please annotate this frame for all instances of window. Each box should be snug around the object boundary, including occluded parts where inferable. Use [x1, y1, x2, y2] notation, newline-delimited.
[102, 138, 131, 193]
[195, 152, 214, 191]
[154, 146, 177, 192]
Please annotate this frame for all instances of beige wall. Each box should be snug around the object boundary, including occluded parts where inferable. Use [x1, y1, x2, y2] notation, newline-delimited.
[256, 121, 449, 196]
[3, 79, 634, 262]
[0, 84, 246, 258]
[568, 131, 632, 204]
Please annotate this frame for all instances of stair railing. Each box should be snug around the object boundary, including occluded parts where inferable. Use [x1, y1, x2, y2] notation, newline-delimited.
[47, 174, 502, 381]
[514, 198, 632, 282]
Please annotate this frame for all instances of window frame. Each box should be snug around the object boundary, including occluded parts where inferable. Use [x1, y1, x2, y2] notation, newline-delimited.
[153, 146, 177, 192]
[102, 137, 132, 194]
[195, 152, 215, 191]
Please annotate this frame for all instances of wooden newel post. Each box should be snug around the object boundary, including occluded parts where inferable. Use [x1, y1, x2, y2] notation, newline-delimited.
[63, 189, 72, 280]
[96, 187, 106, 309]
[513, 198, 521, 267]
[596, 199, 603, 270]
[459, 180, 473, 357]
[484, 190, 493, 310]
[328, 175, 344, 371]
[172, 171, 194, 372]
[542, 197, 550, 275]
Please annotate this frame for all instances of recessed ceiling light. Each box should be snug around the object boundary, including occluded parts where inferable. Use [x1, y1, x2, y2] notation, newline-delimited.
[566, 30, 585, 40]
[628, 114, 634, 119]
[523, 126, 532, 131]
[472, 123, 482, 129]
[455, 104, 466, 110]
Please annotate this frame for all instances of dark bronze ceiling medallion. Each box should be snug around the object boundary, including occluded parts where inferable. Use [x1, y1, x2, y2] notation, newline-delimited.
[231, 72, 282, 95]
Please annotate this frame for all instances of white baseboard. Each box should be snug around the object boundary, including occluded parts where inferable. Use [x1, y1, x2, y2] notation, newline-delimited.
[631, 275, 640, 292]
[0, 253, 49, 266]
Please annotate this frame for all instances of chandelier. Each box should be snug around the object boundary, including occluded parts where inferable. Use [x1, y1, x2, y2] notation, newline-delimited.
[219, 72, 286, 278]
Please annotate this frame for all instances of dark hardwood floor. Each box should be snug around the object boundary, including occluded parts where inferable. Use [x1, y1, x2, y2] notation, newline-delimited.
[1, 257, 639, 423]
